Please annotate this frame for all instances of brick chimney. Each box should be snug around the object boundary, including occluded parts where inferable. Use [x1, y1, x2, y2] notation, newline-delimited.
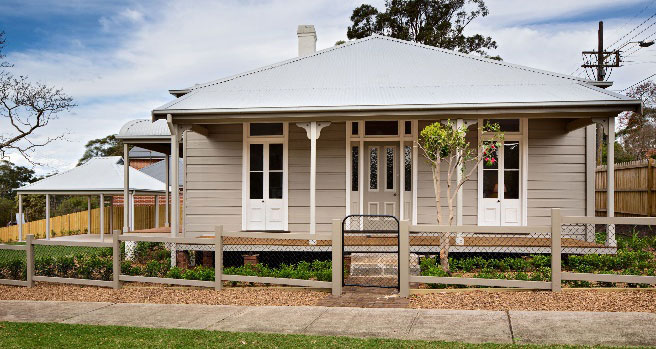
[297, 25, 317, 57]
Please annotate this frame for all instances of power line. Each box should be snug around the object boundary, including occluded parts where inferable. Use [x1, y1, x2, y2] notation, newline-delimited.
[607, 8, 656, 51]
[607, 1, 656, 50]
[619, 72, 656, 92]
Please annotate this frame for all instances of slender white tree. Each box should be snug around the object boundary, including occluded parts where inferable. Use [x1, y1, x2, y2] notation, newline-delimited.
[418, 120, 503, 272]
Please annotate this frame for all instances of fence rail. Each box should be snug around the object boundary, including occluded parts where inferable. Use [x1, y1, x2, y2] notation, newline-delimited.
[596, 159, 655, 216]
[1, 211, 654, 296]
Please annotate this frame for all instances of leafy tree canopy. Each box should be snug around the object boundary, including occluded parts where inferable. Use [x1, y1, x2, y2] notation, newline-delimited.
[78, 134, 124, 165]
[347, 0, 500, 59]
[0, 160, 35, 199]
[618, 81, 656, 160]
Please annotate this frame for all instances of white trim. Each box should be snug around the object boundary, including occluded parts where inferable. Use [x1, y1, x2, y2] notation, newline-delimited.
[242, 123, 289, 231]
[477, 118, 527, 226]
[241, 123, 248, 231]
[522, 119, 528, 226]
[345, 122, 351, 216]
[412, 120, 418, 225]
[399, 120, 405, 220]
[359, 128, 364, 215]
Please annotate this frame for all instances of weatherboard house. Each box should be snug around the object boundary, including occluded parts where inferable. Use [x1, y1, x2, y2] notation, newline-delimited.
[135, 26, 640, 253]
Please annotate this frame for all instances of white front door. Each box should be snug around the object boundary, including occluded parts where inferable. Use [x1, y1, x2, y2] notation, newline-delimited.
[480, 140, 521, 226]
[364, 143, 399, 217]
[247, 143, 284, 230]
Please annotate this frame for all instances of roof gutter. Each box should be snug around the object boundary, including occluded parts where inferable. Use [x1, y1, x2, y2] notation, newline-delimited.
[152, 99, 643, 120]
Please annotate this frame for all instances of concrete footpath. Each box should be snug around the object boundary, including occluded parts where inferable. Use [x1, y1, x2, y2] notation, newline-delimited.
[1, 300, 655, 346]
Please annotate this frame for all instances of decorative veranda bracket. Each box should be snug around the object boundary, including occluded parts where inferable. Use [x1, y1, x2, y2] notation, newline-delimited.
[296, 121, 331, 139]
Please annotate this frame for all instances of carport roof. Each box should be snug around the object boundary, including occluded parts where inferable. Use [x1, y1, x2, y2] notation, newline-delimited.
[15, 157, 167, 195]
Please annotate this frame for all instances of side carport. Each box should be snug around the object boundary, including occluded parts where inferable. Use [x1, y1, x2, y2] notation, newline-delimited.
[14, 157, 166, 241]
[117, 119, 184, 237]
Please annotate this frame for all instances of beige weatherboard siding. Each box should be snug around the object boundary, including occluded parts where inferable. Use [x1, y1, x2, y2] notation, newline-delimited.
[184, 124, 243, 237]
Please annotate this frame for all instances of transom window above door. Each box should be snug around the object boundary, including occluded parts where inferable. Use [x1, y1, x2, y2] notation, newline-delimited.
[364, 121, 398, 136]
[250, 123, 284, 136]
[483, 119, 520, 133]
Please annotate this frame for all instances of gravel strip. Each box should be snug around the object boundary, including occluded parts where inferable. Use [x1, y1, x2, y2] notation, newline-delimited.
[0, 283, 329, 307]
[410, 289, 656, 313]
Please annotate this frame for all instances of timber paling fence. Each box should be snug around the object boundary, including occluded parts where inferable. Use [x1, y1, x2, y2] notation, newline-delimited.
[0, 206, 182, 242]
[596, 159, 656, 217]
[0, 210, 654, 294]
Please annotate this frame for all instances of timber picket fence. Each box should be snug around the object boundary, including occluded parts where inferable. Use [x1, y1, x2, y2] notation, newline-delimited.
[596, 159, 656, 217]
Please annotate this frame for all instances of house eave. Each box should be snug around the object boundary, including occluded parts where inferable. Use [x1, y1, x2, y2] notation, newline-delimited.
[152, 100, 642, 122]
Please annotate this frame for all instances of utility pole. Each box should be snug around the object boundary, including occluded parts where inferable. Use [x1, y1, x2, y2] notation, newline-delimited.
[581, 21, 620, 165]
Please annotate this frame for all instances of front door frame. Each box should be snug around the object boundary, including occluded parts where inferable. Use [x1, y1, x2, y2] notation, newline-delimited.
[477, 118, 528, 226]
[242, 122, 289, 231]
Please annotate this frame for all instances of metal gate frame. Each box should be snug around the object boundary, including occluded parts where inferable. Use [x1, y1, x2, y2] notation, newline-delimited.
[341, 214, 400, 289]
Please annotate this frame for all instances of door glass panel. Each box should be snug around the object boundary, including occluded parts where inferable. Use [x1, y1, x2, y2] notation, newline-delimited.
[404, 146, 411, 191]
[369, 147, 378, 190]
[351, 146, 359, 191]
[269, 172, 283, 199]
[385, 147, 394, 190]
[483, 142, 498, 169]
[504, 141, 519, 170]
[483, 170, 498, 198]
[269, 144, 283, 171]
[250, 144, 263, 171]
[504, 171, 519, 199]
[250, 172, 263, 199]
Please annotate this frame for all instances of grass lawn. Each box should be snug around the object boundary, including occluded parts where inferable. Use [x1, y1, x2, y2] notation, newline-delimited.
[0, 321, 628, 349]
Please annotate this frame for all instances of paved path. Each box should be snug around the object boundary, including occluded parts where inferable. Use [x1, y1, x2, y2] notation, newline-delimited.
[1, 300, 655, 346]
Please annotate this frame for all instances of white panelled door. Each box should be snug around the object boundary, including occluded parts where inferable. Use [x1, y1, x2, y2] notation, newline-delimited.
[479, 140, 521, 226]
[247, 143, 284, 230]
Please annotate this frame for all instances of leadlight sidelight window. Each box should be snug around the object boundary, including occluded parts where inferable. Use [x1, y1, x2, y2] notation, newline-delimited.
[250, 123, 283, 136]
[365, 121, 398, 136]
[268, 144, 283, 199]
[351, 146, 359, 191]
[369, 147, 378, 190]
[404, 145, 412, 191]
[385, 147, 394, 190]
[249, 144, 263, 199]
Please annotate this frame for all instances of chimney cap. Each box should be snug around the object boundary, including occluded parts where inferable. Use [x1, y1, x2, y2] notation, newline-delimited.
[297, 25, 316, 35]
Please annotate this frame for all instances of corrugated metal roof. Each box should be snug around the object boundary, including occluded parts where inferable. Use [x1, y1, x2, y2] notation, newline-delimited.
[16, 157, 166, 194]
[118, 119, 170, 139]
[140, 159, 184, 186]
[129, 146, 166, 159]
[153, 35, 639, 114]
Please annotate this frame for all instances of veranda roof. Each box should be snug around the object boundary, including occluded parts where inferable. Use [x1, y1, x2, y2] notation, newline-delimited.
[153, 35, 641, 116]
[15, 157, 166, 195]
[117, 119, 182, 156]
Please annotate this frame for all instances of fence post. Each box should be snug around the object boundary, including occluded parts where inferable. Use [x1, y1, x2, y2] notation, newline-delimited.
[25, 234, 34, 288]
[215, 225, 223, 291]
[331, 219, 342, 296]
[550, 208, 562, 292]
[112, 232, 121, 289]
[399, 220, 410, 297]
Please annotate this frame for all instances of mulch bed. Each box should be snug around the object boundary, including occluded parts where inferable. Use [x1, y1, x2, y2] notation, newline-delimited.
[410, 289, 656, 313]
[1, 284, 655, 313]
[0, 283, 329, 307]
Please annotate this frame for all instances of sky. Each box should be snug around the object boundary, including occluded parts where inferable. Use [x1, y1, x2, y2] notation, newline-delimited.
[0, 0, 654, 175]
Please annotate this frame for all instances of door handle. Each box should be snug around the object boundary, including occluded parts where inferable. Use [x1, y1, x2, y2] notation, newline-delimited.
[261, 200, 265, 203]
[497, 200, 501, 203]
